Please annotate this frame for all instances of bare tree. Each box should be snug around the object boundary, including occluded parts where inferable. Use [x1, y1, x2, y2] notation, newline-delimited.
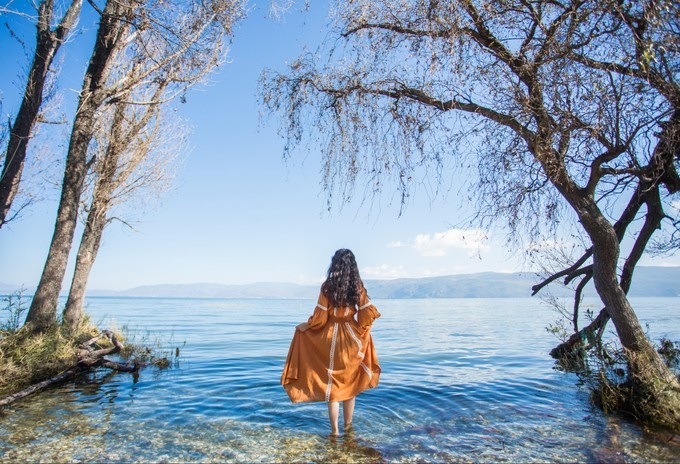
[25, 0, 246, 332]
[24, 0, 136, 332]
[535, 0, 680, 345]
[62, 79, 186, 332]
[0, 0, 83, 228]
[262, 0, 680, 429]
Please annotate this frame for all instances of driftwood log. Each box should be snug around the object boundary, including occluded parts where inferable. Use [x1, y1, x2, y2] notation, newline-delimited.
[0, 330, 138, 407]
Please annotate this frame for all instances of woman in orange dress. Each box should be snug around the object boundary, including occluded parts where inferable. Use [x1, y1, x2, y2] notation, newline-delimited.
[281, 249, 381, 436]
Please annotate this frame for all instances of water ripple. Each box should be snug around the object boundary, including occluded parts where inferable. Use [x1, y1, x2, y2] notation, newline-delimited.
[1, 296, 678, 462]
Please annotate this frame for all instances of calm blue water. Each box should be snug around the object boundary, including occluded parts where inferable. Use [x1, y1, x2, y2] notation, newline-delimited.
[1, 296, 679, 462]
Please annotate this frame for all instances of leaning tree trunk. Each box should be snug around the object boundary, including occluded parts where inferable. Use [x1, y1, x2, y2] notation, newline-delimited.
[548, 185, 666, 359]
[62, 200, 107, 333]
[61, 98, 124, 333]
[24, 105, 99, 331]
[581, 202, 680, 430]
[25, 0, 133, 332]
[0, 0, 82, 228]
[62, 86, 158, 333]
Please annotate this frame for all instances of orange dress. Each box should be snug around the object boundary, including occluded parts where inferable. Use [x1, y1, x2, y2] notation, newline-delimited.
[281, 286, 381, 403]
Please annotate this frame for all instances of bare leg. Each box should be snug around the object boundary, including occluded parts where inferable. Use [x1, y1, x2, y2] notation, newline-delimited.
[343, 396, 356, 431]
[327, 401, 340, 435]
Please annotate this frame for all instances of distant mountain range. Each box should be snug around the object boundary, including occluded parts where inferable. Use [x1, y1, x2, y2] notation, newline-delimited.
[1, 266, 677, 299]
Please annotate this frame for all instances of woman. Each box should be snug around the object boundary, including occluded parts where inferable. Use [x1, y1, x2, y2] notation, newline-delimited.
[281, 249, 381, 436]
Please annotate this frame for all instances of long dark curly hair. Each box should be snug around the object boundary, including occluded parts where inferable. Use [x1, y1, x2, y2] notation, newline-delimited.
[321, 249, 364, 307]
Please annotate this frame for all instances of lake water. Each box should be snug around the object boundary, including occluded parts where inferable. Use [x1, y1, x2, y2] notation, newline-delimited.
[1, 296, 679, 462]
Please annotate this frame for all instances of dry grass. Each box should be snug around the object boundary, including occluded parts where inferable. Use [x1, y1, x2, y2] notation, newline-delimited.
[0, 320, 102, 397]
[115, 325, 180, 369]
[0, 291, 177, 401]
[0, 322, 177, 400]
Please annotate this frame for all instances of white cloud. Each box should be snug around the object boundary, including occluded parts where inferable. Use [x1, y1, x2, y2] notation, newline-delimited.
[418, 267, 462, 277]
[361, 264, 407, 280]
[377, 228, 531, 278]
[412, 229, 489, 257]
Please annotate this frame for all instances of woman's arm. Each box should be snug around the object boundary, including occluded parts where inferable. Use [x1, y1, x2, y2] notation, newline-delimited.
[357, 286, 380, 334]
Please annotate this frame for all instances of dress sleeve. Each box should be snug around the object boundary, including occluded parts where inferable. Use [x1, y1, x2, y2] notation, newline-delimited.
[357, 286, 380, 334]
[306, 291, 330, 330]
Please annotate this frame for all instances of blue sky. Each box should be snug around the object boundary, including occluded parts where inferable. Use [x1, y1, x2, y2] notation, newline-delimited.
[1, 1, 678, 291]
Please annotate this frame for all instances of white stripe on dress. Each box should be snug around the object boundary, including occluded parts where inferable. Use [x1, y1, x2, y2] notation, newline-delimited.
[360, 362, 372, 380]
[344, 322, 364, 358]
[359, 301, 373, 310]
[325, 323, 339, 402]
[316, 303, 328, 311]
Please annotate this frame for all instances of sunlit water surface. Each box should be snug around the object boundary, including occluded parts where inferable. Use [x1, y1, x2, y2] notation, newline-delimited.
[1, 297, 679, 462]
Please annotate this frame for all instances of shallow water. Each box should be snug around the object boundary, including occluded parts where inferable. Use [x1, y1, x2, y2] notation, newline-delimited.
[1, 296, 679, 462]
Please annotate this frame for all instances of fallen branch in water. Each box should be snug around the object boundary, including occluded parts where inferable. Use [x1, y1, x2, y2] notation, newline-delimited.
[0, 330, 138, 407]
[78, 329, 140, 372]
[550, 307, 610, 365]
[0, 366, 81, 407]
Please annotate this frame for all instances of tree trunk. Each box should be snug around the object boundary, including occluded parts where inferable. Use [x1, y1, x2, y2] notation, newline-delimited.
[24, 101, 101, 331]
[62, 93, 137, 332]
[550, 185, 666, 361]
[61, 202, 106, 332]
[0, 0, 83, 228]
[25, 0, 133, 332]
[580, 202, 680, 429]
